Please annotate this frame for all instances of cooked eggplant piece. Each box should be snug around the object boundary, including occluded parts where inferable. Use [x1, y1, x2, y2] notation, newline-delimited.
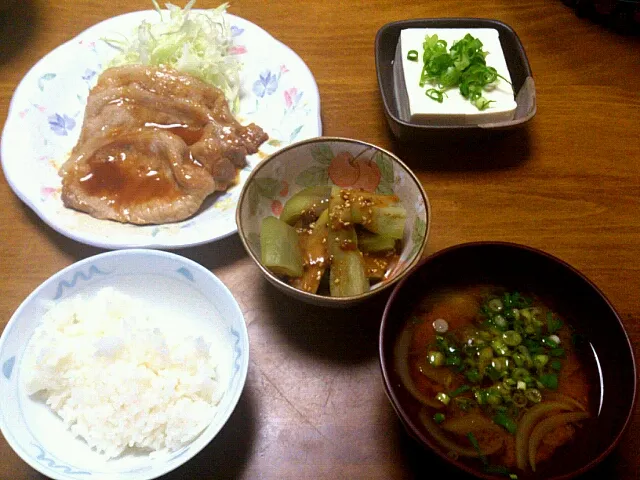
[280, 186, 331, 225]
[327, 208, 368, 297]
[363, 205, 407, 239]
[329, 250, 369, 297]
[260, 216, 304, 277]
[347, 191, 407, 239]
[350, 191, 400, 223]
[328, 186, 354, 230]
[290, 209, 329, 294]
[357, 230, 397, 253]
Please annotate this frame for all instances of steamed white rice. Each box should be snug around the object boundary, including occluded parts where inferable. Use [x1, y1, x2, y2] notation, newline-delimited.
[22, 287, 226, 458]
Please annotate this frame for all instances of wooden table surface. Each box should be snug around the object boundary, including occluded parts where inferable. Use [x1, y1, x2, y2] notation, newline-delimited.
[1, 0, 639, 479]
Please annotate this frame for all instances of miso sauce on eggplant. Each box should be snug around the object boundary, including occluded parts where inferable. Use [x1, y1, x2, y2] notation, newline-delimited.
[260, 184, 407, 297]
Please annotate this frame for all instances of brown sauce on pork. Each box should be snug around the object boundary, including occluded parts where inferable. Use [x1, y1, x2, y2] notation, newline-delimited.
[78, 142, 182, 208]
[59, 64, 268, 225]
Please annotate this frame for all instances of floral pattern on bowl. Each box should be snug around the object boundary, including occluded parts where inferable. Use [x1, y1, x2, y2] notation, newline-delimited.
[0, 10, 322, 250]
[236, 137, 431, 307]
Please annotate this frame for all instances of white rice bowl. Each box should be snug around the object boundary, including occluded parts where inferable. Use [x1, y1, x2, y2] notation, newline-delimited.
[0, 249, 249, 480]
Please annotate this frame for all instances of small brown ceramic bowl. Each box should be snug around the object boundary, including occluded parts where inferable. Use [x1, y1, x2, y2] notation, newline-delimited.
[236, 137, 431, 308]
[379, 242, 636, 480]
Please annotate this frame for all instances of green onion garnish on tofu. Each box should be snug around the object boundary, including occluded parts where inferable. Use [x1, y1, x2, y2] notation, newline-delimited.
[418, 33, 511, 110]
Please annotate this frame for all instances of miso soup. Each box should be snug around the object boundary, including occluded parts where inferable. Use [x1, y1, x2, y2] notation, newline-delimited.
[394, 285, 598, 478]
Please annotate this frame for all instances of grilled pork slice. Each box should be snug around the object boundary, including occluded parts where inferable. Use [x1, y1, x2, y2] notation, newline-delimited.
[59, 65, 268, 225]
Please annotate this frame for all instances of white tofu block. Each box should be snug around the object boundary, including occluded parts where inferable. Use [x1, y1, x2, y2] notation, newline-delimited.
[399, 28, 517, 125]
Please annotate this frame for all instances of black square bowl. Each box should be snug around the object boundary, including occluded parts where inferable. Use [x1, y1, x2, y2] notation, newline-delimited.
[375, 18, 537, 141]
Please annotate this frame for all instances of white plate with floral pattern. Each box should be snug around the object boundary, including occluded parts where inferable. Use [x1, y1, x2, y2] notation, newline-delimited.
[1, 10, 322, 250]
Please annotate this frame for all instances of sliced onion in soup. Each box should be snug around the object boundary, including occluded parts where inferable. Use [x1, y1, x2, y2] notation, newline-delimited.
[528, 411, 590, 471]
[543, 392, 588, 412]
[419, 409, 504, 457]
[515, 401, 575, 470]
[441, 414, 505, 437]
[394, 327, 443, 408]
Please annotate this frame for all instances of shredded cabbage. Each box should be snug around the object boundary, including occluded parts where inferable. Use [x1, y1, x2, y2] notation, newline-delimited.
[104, 0, 241, 109]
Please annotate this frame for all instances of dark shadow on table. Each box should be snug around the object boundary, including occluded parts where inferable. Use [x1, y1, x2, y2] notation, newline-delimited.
[260, 279, 391, 366]
[390, 127, 532, 173]
[0, 0, 39, 66]
[18, 204, 106, 260]
[181, 234, 247, 271]
[561, 0, 640, 36]
[159, 385, 257, 480]
[395, 429, 476, 479]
